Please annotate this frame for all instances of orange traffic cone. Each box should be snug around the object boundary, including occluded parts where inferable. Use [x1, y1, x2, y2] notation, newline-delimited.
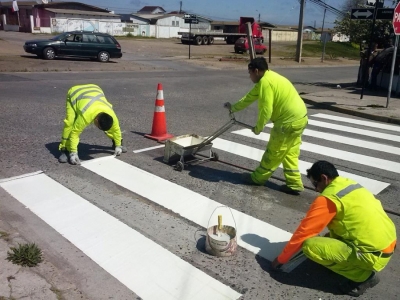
[145, 83, 174, 142]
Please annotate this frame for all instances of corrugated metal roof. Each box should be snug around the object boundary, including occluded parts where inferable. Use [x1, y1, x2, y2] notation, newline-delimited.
[45, 8, 119, 17]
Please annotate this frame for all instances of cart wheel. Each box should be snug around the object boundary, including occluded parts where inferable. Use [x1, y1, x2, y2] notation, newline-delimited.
[211, 151, 219, 161]
[175, 161, 184, 171]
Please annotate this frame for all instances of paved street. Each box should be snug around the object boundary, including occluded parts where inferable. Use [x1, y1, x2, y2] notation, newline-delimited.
[0, 66, 399, 299]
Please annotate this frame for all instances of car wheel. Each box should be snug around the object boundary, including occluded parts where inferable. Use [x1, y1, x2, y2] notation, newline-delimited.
[207, 36, 214, 45]
[98, 51, 110, 62]
[43, 47, 55, 60]
[262, 49, 267, 54]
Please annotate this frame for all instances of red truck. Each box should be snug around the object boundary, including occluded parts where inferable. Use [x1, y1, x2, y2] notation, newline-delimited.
[178, 17, 264, 45]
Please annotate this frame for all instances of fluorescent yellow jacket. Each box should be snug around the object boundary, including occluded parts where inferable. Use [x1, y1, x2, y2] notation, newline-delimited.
[231, 70, 307, 133]
[321, 176, 396, 253]
[60, 84, 122, 153]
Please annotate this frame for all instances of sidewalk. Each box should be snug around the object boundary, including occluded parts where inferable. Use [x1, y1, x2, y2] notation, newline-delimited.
[301, 84, 400, 125]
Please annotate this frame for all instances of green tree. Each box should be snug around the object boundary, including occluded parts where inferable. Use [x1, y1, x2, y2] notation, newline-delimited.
[334, 0, 393, 47]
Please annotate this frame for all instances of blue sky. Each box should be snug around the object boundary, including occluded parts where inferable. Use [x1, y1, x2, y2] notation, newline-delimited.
[58, 0, 393, 28]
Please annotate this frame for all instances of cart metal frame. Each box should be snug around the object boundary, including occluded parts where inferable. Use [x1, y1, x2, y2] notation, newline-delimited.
[163, 112, 252, 171]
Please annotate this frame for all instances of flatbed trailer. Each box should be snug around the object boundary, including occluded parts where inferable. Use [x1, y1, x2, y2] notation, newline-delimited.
[178, 31, 258, 45]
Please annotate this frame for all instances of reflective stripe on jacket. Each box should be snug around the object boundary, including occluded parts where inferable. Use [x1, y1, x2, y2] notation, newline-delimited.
[66, 84, 121, 152]
[321, 176, 396, 253]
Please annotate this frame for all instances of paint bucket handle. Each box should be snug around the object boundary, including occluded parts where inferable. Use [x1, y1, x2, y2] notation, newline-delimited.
[207, 206, 237, 231]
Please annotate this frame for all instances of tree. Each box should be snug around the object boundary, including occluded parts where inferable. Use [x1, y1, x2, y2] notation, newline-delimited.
[334, 0, 393, 47]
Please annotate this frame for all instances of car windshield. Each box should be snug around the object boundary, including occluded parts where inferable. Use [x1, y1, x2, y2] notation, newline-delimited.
[50, 33, 70, 41]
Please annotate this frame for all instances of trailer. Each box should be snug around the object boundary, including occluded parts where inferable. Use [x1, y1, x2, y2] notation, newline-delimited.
[178, 17, 264, 45]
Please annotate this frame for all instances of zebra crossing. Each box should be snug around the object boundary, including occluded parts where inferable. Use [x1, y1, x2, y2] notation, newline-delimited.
[0, 112, 399, 299]
[212, 112, 400, 195]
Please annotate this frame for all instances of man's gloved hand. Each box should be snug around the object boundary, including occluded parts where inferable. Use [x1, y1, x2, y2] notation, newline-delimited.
[114, 146, 123, 156]
[69, 152, 81, 165]
[252, 127, 261, 135]
[271, 257, 283, 272]
[223, 102, 232, 110]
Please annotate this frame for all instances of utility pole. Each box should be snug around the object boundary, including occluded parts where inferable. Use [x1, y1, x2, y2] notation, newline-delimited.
[295, 0, 305, 63]
[258, 13, 260, 23]
[321, 7, 327, 62]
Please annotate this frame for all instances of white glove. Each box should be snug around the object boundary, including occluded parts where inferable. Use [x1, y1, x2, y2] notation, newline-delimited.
[114, 146, 123, 156]
[69, 152, 81, 165]
[223, 102, 232, 110]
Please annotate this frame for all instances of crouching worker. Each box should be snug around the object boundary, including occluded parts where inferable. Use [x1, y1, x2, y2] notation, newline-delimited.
[58, 84, 127, 165]
[272, 160, 396, 297]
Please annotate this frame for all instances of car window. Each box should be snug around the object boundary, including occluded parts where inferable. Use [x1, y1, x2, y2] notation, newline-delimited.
[83, 34, 97, 43]
[65, 34, 75, 42]
[73, 34, 83, 42]
[96, 35, 115, 44]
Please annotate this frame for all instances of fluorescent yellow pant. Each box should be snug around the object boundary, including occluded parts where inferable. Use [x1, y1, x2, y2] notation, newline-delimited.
[302, 237, 392, 282]
[251, 115, 308, 189]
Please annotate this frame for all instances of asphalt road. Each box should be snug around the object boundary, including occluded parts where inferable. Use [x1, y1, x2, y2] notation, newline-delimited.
[0, 65, 399, 300]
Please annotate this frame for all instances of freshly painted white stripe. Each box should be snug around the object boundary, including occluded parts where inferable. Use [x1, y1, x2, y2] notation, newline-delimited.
[233, 129, 400, 175]
[311, 113, 400, 132]
[307, 119, 400, 143]
[82, 158, 303, 270]
[133, 145, 165, 153]
[0, 173, 241, 300]
[0, 171, 43, 184]
[261, 126, 400, 156]
[212, 138, 389, 195]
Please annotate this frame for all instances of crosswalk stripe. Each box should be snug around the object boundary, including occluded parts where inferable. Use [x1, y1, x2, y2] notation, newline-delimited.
[82, 157, 305, 271]
[311, 113, 400, 133]
[262, 125, 400, 156]
[233, 129, 400, 174]
[0, 173, 242, 300]
[211, 138, 389, 195]
[307, 119, 400, 143]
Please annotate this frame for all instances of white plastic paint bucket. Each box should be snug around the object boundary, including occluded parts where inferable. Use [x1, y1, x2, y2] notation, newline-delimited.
[205, 207, 237, 257]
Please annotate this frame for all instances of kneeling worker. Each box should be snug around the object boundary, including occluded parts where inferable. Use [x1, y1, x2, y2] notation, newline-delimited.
[58, 84, 127, 165]
[272, 160, 396, 297]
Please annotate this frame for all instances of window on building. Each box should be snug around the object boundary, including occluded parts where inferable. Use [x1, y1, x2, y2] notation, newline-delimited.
[176, 21, 179, 27]
[172, 21, 175, 26]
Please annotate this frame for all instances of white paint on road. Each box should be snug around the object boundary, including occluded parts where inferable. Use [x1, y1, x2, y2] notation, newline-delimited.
[311, 113, 400, 133]
[82, 157, 305, 271]
[133, 145, 165, 153]
[262, 125, 400, 156]
[212, 138, 390, 195]
[307, 119, 400, 143]
[233, 130, 400, 175]
[0, 172, 242, 300]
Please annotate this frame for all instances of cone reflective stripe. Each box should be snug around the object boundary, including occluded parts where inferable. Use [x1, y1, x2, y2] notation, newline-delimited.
[145, 83, 173, 141]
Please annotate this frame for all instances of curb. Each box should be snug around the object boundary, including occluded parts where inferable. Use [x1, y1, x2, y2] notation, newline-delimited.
[302, 97, 400, 125]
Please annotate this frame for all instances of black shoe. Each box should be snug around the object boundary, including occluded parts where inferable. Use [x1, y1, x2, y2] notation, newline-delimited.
[339, 272, 380, 297]
[280, 185, 301, 195]
[242, 173, 263, 186]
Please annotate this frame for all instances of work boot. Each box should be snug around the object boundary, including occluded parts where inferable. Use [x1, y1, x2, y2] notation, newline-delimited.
[280, 184, 301, 196]
[339, 272, 380, 297]
[58, 149, 68, 163]
[242, 173, 263, 186]
[112, 139, 127, 153]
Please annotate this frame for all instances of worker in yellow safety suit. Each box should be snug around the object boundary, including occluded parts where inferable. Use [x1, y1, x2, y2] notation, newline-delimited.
[272, 161, 396, 297]
[58, 84, 127, 165]
[224, 57, 308, 194]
